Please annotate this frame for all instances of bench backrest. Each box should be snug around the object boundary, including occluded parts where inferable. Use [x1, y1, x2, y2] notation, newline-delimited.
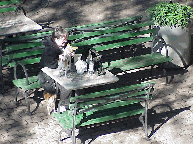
[69, 15, 155, 53]
[2, 39, 44, 69]
[53, 81, 155, 129]
[66, 16, 156, 72]
[1, 29, 53, 69]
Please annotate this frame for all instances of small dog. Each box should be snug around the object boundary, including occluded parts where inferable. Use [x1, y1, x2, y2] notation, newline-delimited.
[43, 91, 57, 115]
[58, 43, 78, 76]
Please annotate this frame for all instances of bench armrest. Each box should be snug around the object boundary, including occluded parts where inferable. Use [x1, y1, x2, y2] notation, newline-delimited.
[15, 5, 26, 16]
[14, 61, 29, 85]
[151, 35, 169, 58]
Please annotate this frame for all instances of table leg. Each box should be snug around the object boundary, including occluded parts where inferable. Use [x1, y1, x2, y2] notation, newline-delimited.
[58, 88, 74, 113]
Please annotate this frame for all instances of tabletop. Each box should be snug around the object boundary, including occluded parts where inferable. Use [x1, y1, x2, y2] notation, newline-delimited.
[0, 14, 42, 36]
[41, 67, 119, 90]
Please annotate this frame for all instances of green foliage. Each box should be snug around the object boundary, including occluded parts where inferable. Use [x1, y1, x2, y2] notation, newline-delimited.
[146, 1, 193, 28]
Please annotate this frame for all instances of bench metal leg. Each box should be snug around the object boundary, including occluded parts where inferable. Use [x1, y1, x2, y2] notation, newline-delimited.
[0, 74, 5, 94]
[139, 101, 149, 139]
[15, 87, 20, 105]
[58, 129, 63, 143]
[72, 101, 78, 144]
[58, 128, 72, 144]
[150, 65, 154, 77]
[145, 99, 148, 138]
[23, 90, 31, 115]
[157, 63, 169, 85]
[139, 84, 152, 139]
[162, 68, 168, 85]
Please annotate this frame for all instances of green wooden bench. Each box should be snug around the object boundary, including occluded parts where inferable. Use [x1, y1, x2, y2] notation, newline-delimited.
[53, 81, 155, 144]
[1, 15, 170, 128]
[68, 16, 172, 84]
[51, 15, 171, 143]
[0, 16, 146, 115]
[1, 32, 51, 114]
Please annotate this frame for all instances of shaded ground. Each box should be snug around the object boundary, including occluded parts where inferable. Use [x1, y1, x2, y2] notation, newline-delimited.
[0, 0, 193, 144]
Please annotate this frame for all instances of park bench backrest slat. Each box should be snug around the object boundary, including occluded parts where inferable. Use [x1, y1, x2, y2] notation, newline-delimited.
[8, 57, 41, 68]
[102, 53, 172, 71]
[15, 31, 53, 41]
[0, 7, 16, 13]
[94, 36, 154, 51]
[3, 49, 43, 62]
[0, 0, 19, 6]
[66, 15, 143, 31]
[5, 41, 42, 52]
[68, 20, 155, 55]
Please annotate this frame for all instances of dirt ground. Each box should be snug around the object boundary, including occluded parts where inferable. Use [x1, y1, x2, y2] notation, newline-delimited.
[0, 0, 193, 144]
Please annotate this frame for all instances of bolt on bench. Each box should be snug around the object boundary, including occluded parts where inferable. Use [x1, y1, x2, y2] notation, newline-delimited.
[52, 15, 172, 143]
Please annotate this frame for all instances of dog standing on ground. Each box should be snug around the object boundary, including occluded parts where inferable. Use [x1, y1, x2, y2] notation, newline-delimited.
[43, 91, 57, 115]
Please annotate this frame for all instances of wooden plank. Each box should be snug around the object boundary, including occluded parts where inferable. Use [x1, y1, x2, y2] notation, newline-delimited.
[0, 0, 19, 6]
[6, 41, 42, 52]
[0, 7, 16, 13]
[8, 57, 41, 67]
[93, 36, 154, 51]
[102, 53, 172, 71]
[66, 15, 143, 32]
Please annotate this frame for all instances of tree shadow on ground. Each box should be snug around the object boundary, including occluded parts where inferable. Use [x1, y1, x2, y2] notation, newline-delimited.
[147, 104, 191, 138]
[0, 0, 192, 143]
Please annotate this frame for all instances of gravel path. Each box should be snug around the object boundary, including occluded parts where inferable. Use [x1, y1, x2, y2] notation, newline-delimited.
[0, 0, 193, 144]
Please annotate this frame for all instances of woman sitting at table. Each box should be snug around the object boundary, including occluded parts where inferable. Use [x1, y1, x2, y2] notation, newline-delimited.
[38, 26, 72, 115]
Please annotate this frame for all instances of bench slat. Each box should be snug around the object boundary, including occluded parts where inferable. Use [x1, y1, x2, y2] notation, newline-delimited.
[102, 53, 172, 71]
[6, 41, 42, 52]
[66, 15, 143, 32]
[0, 0, 19, 6]
[3, 49, 43, 62]
[13, 31, 53, 41]
[93, 36, 154, 51]
[0, 7, 16, 13]
[7, 56, 41, 68]
[13, 76, 41, 90]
